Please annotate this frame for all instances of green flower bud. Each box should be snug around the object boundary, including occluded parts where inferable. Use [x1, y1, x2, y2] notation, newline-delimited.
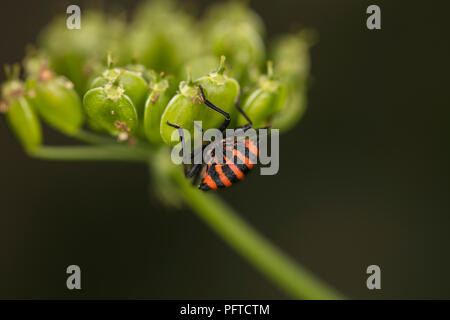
[181, 55, 219, 83]
[237, 62, 286, 128]
[1, 77, 42, 152]
[91, 67, 148, 117]
[128, 0, 202, 75]
[269, 30, 316, 132]
[83, 83, 138, 137]
[39, 12, 128, 94]
[143, 73, 172, 144]
[27, 66, 84, 135]
[5, 97, 42, 152]
[272, 30, 316, 85]
[125, 63, 154, 84]
[271, 89, 307, 132]
[161, 57, 240, 146]
[204, 1, 266, 36]
[159, 78, 202, 147]
[204, 3, 265, 83]
[195, 56, 240, 125]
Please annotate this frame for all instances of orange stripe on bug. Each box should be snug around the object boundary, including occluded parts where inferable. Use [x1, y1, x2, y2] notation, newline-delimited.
[233, 148, 254, 169]
[203, 174, 218, 190]
[216, 165, 232, 187]
[233, 148, 246, 163]
[228, 163, 245, 180]
[223, 154, 246, 179]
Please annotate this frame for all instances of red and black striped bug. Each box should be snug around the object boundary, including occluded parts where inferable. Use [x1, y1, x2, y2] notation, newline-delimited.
[167, 85, 265, 191]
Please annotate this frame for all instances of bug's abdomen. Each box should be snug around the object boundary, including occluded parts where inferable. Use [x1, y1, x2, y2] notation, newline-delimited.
[199, 139, 258, 191]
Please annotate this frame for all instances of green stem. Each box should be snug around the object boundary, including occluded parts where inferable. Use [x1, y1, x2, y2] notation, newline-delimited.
[29, 145, 150, 162]
[172, 170, 344, 300]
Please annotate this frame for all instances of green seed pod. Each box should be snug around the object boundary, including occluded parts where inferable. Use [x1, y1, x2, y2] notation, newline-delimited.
[272, 30, 316, 86]
[27, 67, 84, 135]
[210, 27, 265, 83]
[5, 97, 42, 152]
[83, 83, 138, 137]
[143, 73, 172, 144]
[125, 63, 154, 84]
[204, 1, 266, 36]
[237, 62, 287, 128]
[38, 12, 129, 94]
[161, 57, 240, 146]
[194, 56, 239, 127]
[1, 77, 42, 152]
[181, 55, 219, 82]
[91, 67, 148, 117]
[204, 3, 265, 84]
[159, 78, 202, 147]
[271, 89, 307, 132]
[269, 30, 316, 132]
[128, 0, 202, 75]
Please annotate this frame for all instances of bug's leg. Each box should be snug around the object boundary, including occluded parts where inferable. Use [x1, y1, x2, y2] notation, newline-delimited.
[191, 164, 205, 186]
[186, 144, 206, 178]
[234, 89, 253, 132]
[166, 121, 194, 177]
[184, 163, 201, 179]
[166, 121, 207, 178]
[198, 85, 231, 132]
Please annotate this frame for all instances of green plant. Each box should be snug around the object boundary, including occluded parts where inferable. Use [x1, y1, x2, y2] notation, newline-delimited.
[237, 61, 286, 128]
[1, 0, 343, 299]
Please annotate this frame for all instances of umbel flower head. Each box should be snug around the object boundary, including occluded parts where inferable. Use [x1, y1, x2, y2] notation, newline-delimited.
[1, 0, 314, 199]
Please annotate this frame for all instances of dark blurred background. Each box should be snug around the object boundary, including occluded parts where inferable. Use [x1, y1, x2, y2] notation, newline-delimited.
[1, 0, 449, 299]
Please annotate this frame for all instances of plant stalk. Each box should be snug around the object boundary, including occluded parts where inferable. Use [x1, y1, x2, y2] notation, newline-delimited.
[30, 145, 150, 162]
[171, 169, 345, 300]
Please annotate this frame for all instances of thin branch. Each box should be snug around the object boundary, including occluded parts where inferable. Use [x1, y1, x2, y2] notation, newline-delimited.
[29, 145, 150, 162]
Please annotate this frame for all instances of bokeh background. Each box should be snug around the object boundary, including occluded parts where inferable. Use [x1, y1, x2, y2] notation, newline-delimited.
[1, 0, 449, 299]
